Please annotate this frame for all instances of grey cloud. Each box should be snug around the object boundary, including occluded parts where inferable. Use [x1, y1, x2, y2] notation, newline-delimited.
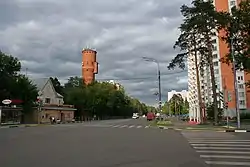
[0, 0, 189, 106]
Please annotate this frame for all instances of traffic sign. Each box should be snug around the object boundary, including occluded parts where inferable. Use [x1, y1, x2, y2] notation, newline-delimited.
[2, 99, 12, 105]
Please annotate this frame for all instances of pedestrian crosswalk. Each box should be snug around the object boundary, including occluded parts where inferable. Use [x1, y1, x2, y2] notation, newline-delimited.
[49, 123, 151, 129]
[182, 132, 250, 166]
[83, 124, 150, 129]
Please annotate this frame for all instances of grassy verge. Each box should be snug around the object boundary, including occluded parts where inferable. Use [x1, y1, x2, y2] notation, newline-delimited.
[149, 120, 173, 127]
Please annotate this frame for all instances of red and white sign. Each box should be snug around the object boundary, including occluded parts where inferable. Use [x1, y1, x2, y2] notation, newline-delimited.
[2, 99, 12, 105]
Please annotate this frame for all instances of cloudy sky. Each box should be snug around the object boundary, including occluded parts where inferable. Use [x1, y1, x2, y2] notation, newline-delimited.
[0, 0, 190, 106]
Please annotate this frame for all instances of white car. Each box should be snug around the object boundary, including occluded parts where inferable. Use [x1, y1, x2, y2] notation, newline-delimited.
[132, 113, 139, 119]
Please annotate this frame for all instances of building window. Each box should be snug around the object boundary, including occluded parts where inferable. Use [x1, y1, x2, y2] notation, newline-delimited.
[238, 84, 244, 89]
[45, 98, 50, 104]
[214, 61, 218, 66]
[212, 45, 217, 51]
[230, 1, 236, 7]
[239, 92, 245, 97]
[212, 39, 216, 44]
[214, 69, 219, 74]
[239, 100, 245, 105]
[238, 76, 243, 80]
[213, 54, 218, 59]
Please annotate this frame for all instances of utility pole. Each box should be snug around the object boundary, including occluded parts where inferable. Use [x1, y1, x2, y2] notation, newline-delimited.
[222, 77, 229, 128]
[231, 37, 240, 129]
[142, 57, 162, 113]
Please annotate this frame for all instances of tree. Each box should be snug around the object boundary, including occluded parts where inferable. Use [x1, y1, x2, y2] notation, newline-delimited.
[0, 51, 21, 101]
[10, 74, 38, 114]
[168, 0, 224, 124]
[220, 0, 250, 86]
[0, 51, 38, 122]
[63, 77, 148, 121]
[168, 94, 185, 115]
[50, 77, 64, 95]
[64, 76, 84, 88]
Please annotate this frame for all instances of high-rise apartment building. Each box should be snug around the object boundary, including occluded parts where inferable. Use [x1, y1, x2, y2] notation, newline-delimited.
[82, 48, 98, 85]
[188, 0, 250, 121]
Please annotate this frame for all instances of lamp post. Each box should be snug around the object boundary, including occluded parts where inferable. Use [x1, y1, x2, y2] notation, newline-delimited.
[142, 57, 162, 113]
[231, 37, 241, 129]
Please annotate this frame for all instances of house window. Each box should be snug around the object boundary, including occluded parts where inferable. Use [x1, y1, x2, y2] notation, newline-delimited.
[45, 98, 50, 104]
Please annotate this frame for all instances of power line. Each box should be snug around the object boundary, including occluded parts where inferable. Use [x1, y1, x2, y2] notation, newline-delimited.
[96, 70, 187, 81]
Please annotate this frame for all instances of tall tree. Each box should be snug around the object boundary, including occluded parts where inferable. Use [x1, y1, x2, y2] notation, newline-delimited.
[0, 51, 38, 122]
[220, 0, 250, 86]
[0, 51, 21, 101]
[64, 76, 84, 88]
[10, 74, 38, 113]
[168, 0, 225, 124]
[50, 77, 64, 95]
[63, 78, 148, 120]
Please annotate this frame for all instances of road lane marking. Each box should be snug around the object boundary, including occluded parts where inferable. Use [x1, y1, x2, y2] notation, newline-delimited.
[191, 144, 250, 147]
[205, 161, 250, 166]
[120, 125, 128, 128]
[190, 142, 250, 144]
[194, 147, 250, 150]
[128, 125, 134, 128]
[112, 125, 120, 128]
[197, 150, 250, 154]
[200, 155, 250, 159]
[137, 126, 142, 128]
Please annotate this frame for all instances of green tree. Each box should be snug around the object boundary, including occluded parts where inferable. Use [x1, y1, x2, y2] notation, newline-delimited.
[220, 0, 250, 86]
[168, 0, 225, 124]
[206, 102, 223, 121]
[64, 76, 84, 88]
[50, 77, 64, 95]
[63, 78, 147, 120]
[0, 51, 38, 122]
[10, 74, 38, 113]
[0, 51, 21, 101]
[169, 94, 184, 115]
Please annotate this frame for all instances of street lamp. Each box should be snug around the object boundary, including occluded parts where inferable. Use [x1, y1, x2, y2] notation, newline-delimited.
[142, 57, 162, 113]
[231, 37, 241, 129]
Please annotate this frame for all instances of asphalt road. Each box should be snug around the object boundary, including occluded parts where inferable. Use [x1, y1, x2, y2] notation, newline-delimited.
[0, 118, 208, 167]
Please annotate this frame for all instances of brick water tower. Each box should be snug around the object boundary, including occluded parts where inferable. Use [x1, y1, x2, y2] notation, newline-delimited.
[82, 48, 98, 85]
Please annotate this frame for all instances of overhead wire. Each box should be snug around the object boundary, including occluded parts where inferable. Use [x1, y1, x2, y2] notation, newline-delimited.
[96, 69, 187, 81]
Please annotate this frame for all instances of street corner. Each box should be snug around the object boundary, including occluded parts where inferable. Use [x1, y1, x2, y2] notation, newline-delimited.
[224, 129, 250, 133]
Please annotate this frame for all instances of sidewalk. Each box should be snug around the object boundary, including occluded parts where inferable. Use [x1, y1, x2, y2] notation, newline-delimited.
[166, 118, 250, 131]
[157, 118, 231, 131]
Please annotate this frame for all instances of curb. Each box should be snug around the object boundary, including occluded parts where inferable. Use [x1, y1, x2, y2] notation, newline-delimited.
[158, 126, 173, 130]
[224, 129, 250, 132]
[9, 125, 19, 128]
